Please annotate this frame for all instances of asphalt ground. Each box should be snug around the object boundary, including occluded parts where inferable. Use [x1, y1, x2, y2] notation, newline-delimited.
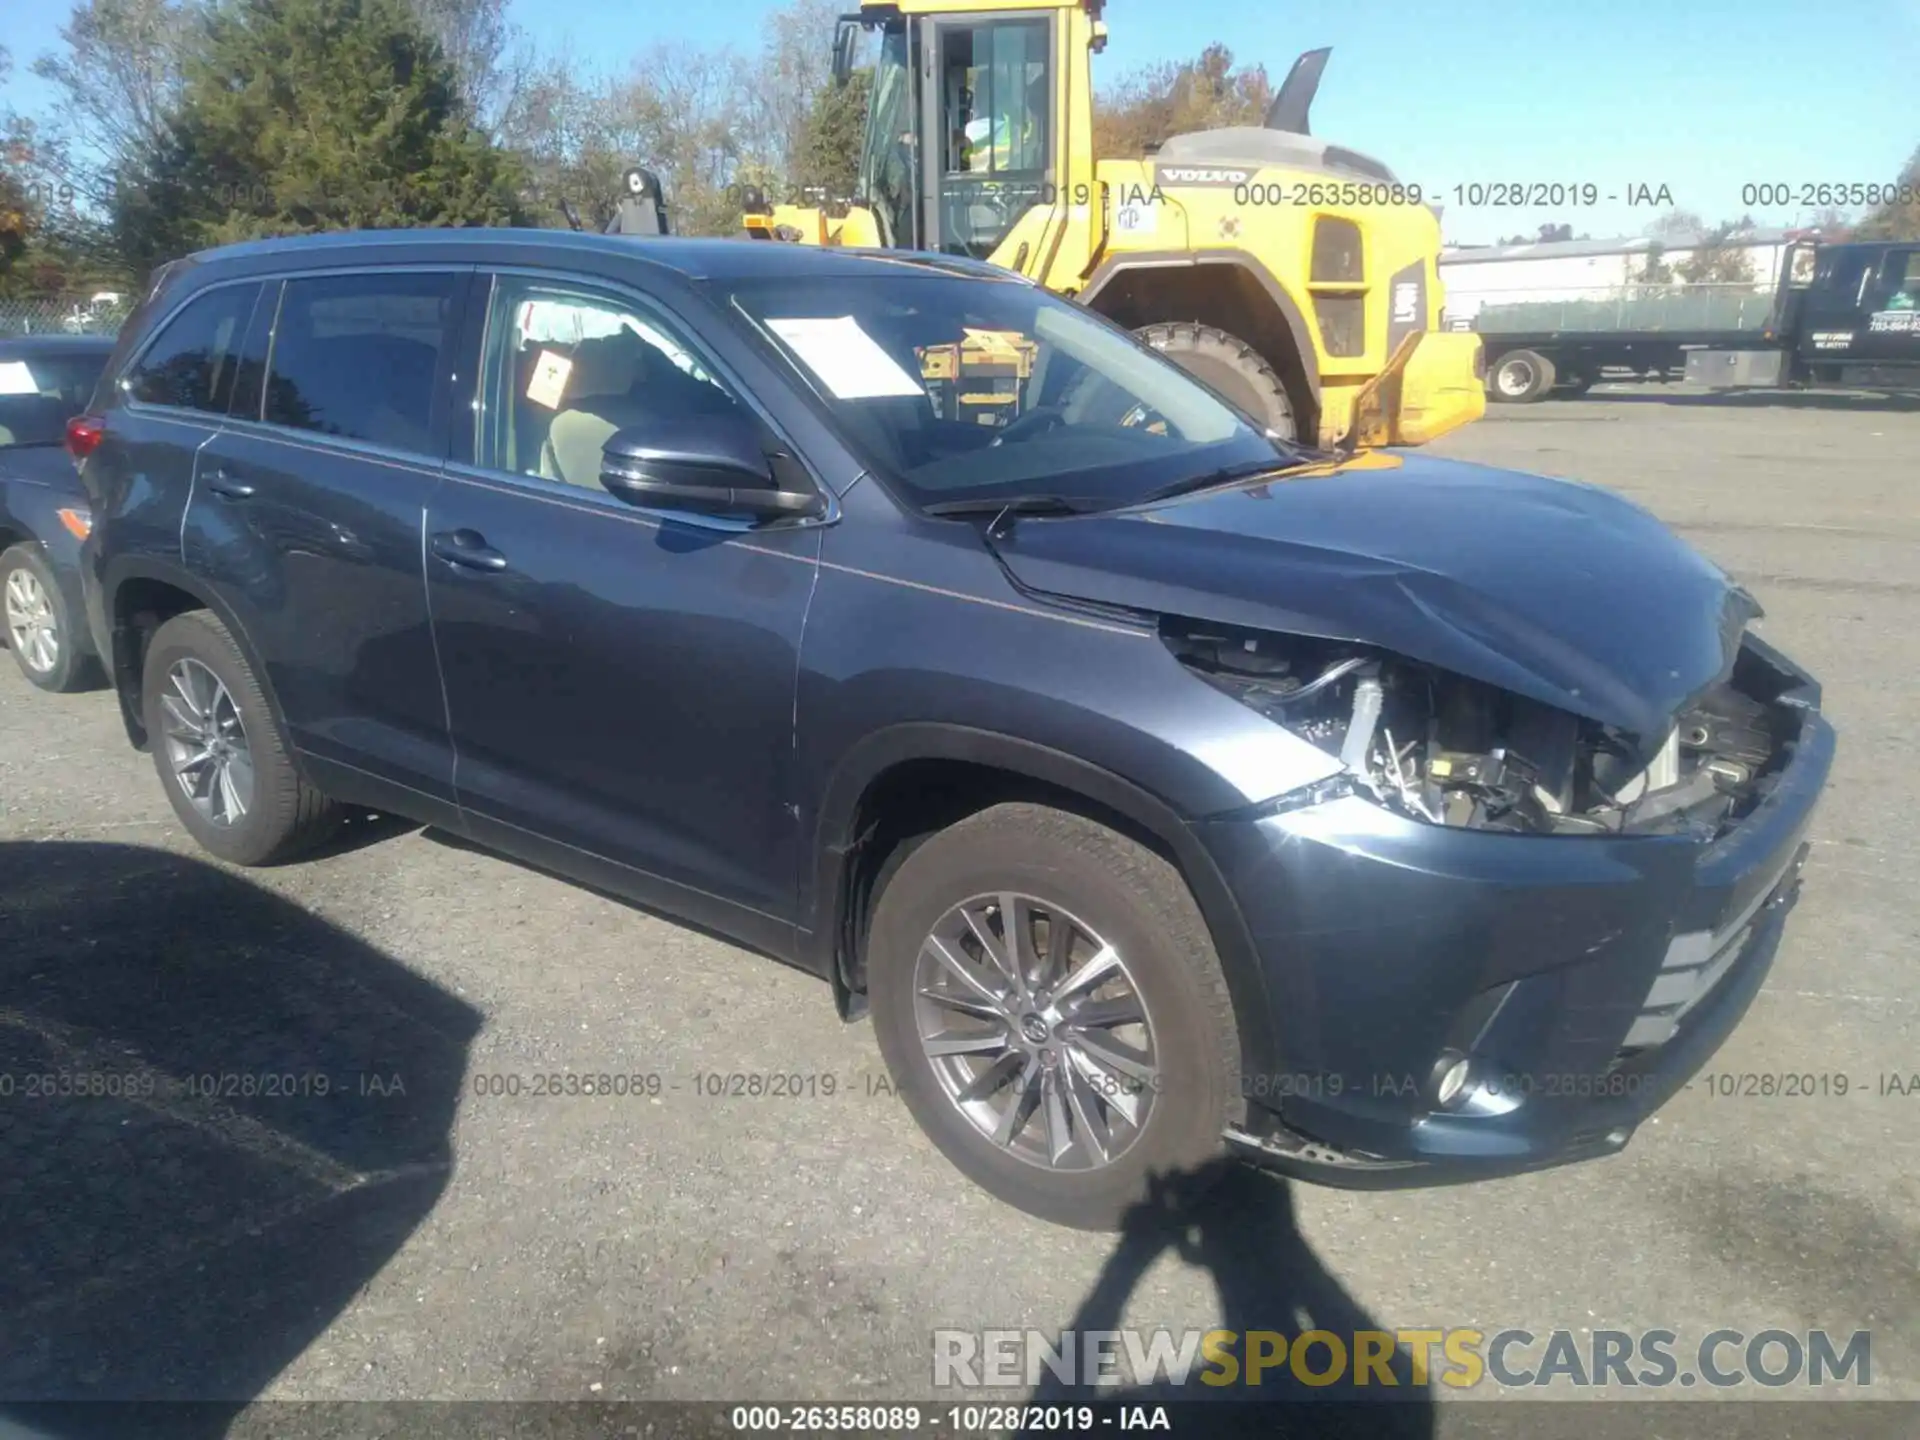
[1, 383, 1915, 1437]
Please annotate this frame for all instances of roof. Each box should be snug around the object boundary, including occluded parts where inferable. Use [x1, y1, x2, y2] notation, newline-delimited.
[189, 228, 1028, 284]
[0, 333, 119, 357]
[1441, 227, 1803, 265]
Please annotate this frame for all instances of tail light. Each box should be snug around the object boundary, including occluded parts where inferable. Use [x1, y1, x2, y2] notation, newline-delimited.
[65, 413, 107, 460]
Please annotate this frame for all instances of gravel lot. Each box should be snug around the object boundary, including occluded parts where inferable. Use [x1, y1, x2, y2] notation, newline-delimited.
[2, 384, 1916, 1434]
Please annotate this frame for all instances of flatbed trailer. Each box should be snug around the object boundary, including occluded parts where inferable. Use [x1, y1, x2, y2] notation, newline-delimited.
[1440, 235, 1920, 401]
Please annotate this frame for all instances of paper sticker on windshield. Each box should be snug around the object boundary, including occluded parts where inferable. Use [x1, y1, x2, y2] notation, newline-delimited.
[0, 361, 40, 396]
[526, 349, 573, 409]
[766, 316, 924, 400]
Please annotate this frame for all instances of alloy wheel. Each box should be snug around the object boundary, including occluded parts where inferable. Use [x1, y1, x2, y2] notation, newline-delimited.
[158, 658, 255, 826]
[912, 892, 1160, 1172]
[3, 567, 59, 675]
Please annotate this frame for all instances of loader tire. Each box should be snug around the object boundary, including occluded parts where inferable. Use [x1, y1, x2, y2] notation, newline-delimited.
[1134, 322, 1300, 441]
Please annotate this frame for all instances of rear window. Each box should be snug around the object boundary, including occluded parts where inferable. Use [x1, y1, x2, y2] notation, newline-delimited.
[0, 350, 111, 448]
[263, 272, 460, 455]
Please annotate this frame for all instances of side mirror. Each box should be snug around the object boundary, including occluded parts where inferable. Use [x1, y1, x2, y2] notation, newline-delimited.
[599, 415, 821, 519]
[831, 16, 860, 85]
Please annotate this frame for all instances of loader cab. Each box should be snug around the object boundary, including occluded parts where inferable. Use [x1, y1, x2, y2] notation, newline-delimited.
[849, 4, 1080, 268]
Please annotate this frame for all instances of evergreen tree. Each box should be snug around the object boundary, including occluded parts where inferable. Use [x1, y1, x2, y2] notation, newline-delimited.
[116, 0, 529, 272]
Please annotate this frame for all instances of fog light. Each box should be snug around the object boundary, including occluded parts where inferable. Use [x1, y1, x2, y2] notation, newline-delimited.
[1432, 1053, 1472, 1109]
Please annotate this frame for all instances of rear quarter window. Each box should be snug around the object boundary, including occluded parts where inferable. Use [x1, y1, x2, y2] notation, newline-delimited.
[123, 283, 263, 414]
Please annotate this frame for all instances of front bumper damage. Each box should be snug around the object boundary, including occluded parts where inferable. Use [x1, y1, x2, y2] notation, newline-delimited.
[1192, 634, 1835, 1188]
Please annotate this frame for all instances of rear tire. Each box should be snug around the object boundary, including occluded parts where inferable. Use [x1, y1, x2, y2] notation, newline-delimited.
[1134, 321, 1300, 440]
[1488, 348, 1556, 402]
[867, 802, 1241, 1230]
[1, 543, 99, 693]
[142, 610, 341, 866]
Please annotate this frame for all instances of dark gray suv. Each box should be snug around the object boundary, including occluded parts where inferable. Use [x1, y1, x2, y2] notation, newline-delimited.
[75, 230, 1833, 1227]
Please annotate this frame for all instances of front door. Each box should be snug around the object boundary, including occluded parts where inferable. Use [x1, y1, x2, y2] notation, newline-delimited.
[1856, 247, 1920, 369]
[425, 272, 819, 947]
[1796, 247, 1881, 369]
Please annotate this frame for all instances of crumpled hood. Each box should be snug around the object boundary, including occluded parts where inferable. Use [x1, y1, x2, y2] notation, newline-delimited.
[989, 453, 1758, 739]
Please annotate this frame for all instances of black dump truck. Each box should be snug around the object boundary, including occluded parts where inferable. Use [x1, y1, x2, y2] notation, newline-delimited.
[1441, 233, 1920, 401]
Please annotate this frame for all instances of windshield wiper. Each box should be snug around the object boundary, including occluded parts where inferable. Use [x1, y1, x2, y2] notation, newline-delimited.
[921, 494, 1105, 520]
[1135, 460, 1301, 506]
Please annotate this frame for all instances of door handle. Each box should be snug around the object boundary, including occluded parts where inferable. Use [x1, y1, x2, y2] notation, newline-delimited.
[206, 469, 255, 499]
[430, 529, 508, 572]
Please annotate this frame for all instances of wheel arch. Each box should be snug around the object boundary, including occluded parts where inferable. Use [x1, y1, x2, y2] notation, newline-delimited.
[101, 560, 287, 754]
[808, 723, 1279, 1083]
[1078, 249, 1322, 420]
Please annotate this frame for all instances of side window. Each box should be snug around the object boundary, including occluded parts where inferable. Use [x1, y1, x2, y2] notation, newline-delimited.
[264, 271, 460, 455]
[938, 20, 1049, 179]
[477, 277, 743, 492]
[1816, 251, 1874, 308]
[123, 283, 261, 413]
[935, 20, 1050, 261]
[1880, 251, 1920, 311]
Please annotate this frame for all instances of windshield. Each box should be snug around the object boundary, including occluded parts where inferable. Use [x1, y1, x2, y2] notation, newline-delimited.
[728, 272, 1293, 509]
[856, 25, 918, 248]
[0, 350, 108, 449]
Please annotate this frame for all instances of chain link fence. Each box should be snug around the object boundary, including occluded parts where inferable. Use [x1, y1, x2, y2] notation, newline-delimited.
[0, 297, 133, 338]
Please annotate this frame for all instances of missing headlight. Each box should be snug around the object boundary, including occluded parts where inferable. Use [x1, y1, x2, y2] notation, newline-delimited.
[1163, 619, 1781, 838]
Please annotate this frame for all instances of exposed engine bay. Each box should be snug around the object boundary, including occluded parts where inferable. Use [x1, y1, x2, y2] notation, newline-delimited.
[1165, 621, 1796, 838]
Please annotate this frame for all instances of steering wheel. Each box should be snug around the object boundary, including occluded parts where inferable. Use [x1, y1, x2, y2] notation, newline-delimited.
[990, 404, 1066, 446]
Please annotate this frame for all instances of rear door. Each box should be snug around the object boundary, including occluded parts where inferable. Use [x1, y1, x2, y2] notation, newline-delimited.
[88, 280, 263, 588]
[185, 267, 468, 820]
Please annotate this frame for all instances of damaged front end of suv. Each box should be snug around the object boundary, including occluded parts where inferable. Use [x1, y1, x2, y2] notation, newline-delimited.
[983, 453, 1834, 1187]
[1165, 619, 1801, 843]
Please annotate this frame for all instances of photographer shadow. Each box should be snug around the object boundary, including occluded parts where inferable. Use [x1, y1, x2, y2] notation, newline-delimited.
[0, 841, 482, 1438]
[1027, 1160, 1436, 1438]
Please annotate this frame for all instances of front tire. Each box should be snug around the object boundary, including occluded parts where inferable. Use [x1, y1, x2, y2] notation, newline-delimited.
[1, 543, 98, 693]
[141, 610, 341, 866]
[1135, 321, 1301, 440]
[867, 803, 1241, 1229]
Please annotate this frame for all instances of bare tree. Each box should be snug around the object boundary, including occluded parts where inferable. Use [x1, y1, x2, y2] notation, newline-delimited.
[738, 0, 841, 188]
[1094, 44, 1273, 159]
[30, 0, 199, 211]
[498, 3, 844, 237]
[1674, 222, 1756, 285]
[405, 0, 531, 135]
[1855, 145, 1920, 241]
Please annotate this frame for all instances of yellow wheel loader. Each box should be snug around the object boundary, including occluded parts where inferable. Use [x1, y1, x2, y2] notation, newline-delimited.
[741, 0, 1484, 450]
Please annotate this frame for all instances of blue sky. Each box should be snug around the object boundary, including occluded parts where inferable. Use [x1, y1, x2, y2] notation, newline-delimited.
[5, 0, 1914, 244]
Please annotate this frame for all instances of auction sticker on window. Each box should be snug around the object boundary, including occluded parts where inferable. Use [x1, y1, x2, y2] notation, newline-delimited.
[766, 316, 924, 400]
[525, 349, 573, 409]
[0, 361, 40, 396]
